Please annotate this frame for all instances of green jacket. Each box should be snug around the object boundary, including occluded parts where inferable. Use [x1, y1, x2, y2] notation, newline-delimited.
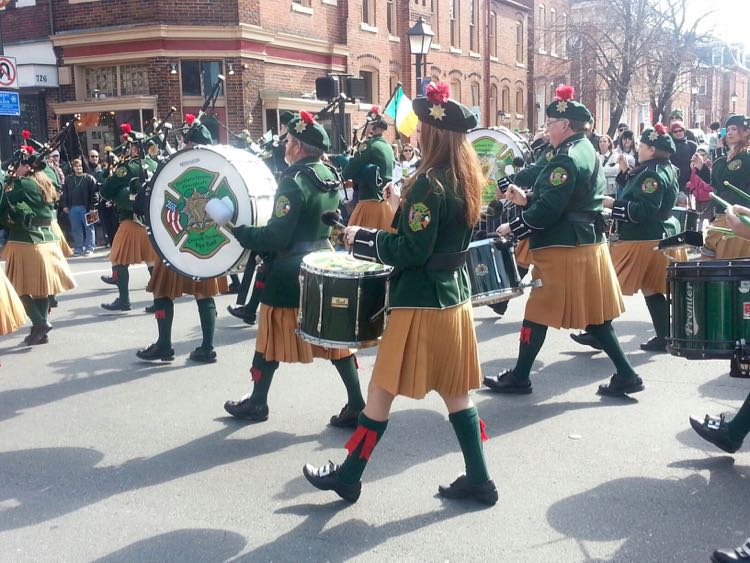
[351, 170, 473, 309]
[710, 149, 750, 212]
[510, 132, 606, 250]
[0, 177, 59, 243]
[611, 158, 680, 240]
[101, 159, 147, 221]
[231, 157, 341, 307]
[343, 135, 393, 201]
[513, 144, 555, 189]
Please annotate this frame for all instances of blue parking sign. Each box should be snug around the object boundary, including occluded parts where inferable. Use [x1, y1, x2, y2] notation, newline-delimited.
[0, 91, 20, 116]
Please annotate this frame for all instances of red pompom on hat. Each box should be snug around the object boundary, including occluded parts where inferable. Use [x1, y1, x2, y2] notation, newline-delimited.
[20, 144, 34, 154]
[555, 84, 575, 101]
[184, 113, 196, 126]
[299, 110, 315, 124]
[369, 105, 381, 115]
[21, 129, 31, 139]
[426, 82, 451, 105]
[655, 123, 669, 135]
[120, 123, 132, 135]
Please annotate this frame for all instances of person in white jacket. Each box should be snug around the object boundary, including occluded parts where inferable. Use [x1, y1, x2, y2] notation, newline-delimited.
[597, 135, 619, 196]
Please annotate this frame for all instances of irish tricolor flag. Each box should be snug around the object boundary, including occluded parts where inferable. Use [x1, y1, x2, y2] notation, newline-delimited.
[384, 84, 419, 137]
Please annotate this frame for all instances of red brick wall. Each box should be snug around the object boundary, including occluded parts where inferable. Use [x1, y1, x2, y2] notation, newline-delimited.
[0, 2, 51, 43]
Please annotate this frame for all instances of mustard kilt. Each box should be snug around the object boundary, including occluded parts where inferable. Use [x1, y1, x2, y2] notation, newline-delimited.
[109, 219, 156, 266]
[147, 260, 227, 299]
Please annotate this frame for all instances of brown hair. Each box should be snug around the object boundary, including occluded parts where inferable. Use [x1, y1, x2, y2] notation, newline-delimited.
[71, 158, 82, 167]
[598, 134, 613, 152]
[403, 122, 482, 225]
[33, 171, 58, 204]
[728, 125, 750, 160]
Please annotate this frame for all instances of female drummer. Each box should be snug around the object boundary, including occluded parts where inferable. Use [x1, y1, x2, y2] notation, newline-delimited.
[1, 146, 76, 345]
[697, 115, 750, 258]
[303, 82, 497, 506]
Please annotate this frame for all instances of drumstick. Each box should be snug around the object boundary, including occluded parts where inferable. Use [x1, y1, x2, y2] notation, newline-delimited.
[321, 210, 346, 229]
[722, 181, 750, 204]
[707, 226, 735, 235]
[710, 192, 750, 225]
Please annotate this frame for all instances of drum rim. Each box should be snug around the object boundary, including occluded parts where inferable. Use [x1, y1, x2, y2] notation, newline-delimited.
[144, 144, 272, 281]
[469, 237, 512, 249]
[471, 288, 523, 305]
[301, 254, 393, 278]
[296, 328, 380, 349]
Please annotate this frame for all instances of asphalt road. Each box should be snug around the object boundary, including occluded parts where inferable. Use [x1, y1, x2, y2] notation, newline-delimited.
[1, 251, 749, 562]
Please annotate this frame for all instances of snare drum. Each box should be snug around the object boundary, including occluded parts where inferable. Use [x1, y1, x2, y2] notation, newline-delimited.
[671, 207, 700, 232]
[297, 251, 393, 349]
[668, 260, 750, 359]
[466, 238, 523, 306]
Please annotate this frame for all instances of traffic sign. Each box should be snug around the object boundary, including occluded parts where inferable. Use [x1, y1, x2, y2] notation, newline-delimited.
[0, 56, 18, 89]
[0, 91, 20, 116]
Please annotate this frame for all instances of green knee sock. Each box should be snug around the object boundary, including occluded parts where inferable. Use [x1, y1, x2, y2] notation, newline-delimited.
[20, 296, 43, 325]
[33, 298, 49, 322]
[586, 321, 638, 378]
[332, 355, 365, 411]
[154, 297, 174, 350]
[338, 413, 388, 484]
[196, 298, 216, 351]
[728, 391, 750, 444]
[114, 265, 130, 304]
[513, 320, 548, 380]
[449, 406, 491, 485]
[644, 293, 669, 340]
[249, 352, 279, 405]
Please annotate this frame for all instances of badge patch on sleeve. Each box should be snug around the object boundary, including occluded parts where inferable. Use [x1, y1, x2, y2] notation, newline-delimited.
[274, 195, 291, 218]
[115, 166, 127, 178]
[408, 202, 431, 232]
[548, 167, 569, 187]
[641, 177, 659, 194]
[729, 159, 742, 171]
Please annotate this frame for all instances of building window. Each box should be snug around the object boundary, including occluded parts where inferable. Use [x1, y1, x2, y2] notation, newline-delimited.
[360, 69, 377, 104]
[489, 12, 497, 57]
[292, 0, 311, 6]
[387, 0, 394, 34]
[181, 60, 224, 98]
[501, 86, 510, 113]
[548, 9, 555, 54]
[83, 64, 150, 99]
[469, 0, 478, 52]
[451, 79, 462, 102]
[561, 13, 567, 56]
[450, 0, 459, 48]
[516, 87, 524, 115]
[538, 5, 545, 53]
[119, 64, 149, 96]
[362, 0, 375, 25]
[85, 66, 117, 98]
[515, 19, 524, 63]
[471, 82, 480, 107]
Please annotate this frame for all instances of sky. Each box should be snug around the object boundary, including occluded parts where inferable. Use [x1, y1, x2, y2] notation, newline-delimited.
[692, 0, 750, 47]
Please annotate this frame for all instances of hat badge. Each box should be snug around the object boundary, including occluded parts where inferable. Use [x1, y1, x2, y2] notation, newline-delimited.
[294, 120, 307, 133]
[648, 130, 658, 141]
[429, 105, 446, 120]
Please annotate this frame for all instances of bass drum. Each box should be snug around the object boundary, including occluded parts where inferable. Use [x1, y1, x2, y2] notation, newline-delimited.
[468, 126, 534, 207]
[145, 145, 276, 280]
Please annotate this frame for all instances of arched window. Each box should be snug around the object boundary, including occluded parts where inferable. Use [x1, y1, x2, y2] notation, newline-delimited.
[359, 66, 380, 104]
[491, 84, 499, 125]
[451, 79, 462, 102]
[501, 86, 510, 113]
[537, 5, 545, 53]
[471, 82, 480, 107]
[516, 87, 525, 116]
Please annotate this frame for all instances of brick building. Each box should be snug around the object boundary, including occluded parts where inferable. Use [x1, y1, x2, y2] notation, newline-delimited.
[0, 0, 535, 159]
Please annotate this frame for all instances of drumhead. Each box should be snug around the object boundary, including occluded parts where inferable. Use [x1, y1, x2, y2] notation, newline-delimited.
[301, 251, 392, 277]
[468, 127, 533, 205]
[146, 144, 276, 280]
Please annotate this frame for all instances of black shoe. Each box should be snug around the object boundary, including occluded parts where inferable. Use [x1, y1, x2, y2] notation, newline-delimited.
[243, 313, 257, 326]
[303, 461, 361, 502]
[227, 305, 247, 320]
[224, 398, 269, 422]
[570, 331, 603, 351]
[101, 275, 117, 286]
[329, 404, 361, 428]
[640, 336, 667, 352]
[483, 369, 532, 394]
[24, 322, 52, 346]
[712, 538, 750, 562]
[136, 343, 175, 362]
[144, 304, 156, 314]
[690, 414, 743, 454]
[189, 347, 217, 363]
[597, 374, 645, 396]
[438, 474, 498, 506]
[101, 298, 131, 312]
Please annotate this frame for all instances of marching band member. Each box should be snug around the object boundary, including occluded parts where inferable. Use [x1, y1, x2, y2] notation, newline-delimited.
[0, 268, 26, 337]
[303, 82, 497, 506]
[343, 106, 396, 231]
[1, 145, 76, 345]
[573, 125, 683, 353]
[214, 111, 366, 427]
[698, 115, 750, 258]
[136, 120, 225, 363]
[100, 125, 157, 312]
[484, 85, 641, 397]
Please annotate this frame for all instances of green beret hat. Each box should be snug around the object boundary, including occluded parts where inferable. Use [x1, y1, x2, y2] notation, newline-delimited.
[640, 124, 675, 154]
[185, 124, 214, 146]
[287, 111, 330, 151]
[726, 114, 750, 129]
[367, 105, 388, 130]
[412, 82, 477, 133]
[545, 84, 592, 123]
[670, 109, 684, 118]
[280, 111, 295, 126]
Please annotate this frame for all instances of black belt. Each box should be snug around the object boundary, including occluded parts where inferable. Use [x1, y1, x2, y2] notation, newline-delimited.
[425, 250, 468, 271]
[564, 211, 599, 223]
[31, 218, 52, 227]
[275, 239, 333, 260]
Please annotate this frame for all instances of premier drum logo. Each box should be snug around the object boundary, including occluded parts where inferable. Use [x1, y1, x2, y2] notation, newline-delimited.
[161, 167, 239, 259]
[685, 282, 699, 337]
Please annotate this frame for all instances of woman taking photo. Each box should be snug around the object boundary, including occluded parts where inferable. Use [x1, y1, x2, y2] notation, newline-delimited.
[598, 134, 618, 196]
[398, 143, 419, 180]
[303, 82, 497, 506]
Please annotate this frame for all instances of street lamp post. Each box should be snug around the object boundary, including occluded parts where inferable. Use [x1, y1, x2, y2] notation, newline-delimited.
[691, 83, 699, 129]
[731, 91, 738, 114]
[406, 17, 434, 97]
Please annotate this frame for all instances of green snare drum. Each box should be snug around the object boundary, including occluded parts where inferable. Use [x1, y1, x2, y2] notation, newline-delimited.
[668, 260, 750, 359]
[297, 251, 393, 349]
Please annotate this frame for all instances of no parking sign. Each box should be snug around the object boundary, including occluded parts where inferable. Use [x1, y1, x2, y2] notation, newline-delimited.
[0, 56, 18, 90]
